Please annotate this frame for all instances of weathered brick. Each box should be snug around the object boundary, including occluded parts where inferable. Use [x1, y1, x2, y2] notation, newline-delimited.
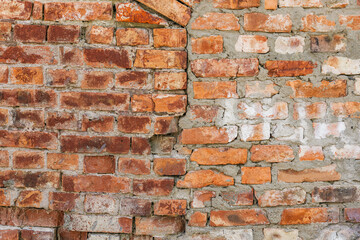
[61, 135, 130, 154]
[0, 150, 9, 167]
[192, 35, 223, 54]
[154, 72, 186, 90]
[275, 36, 305, 54]
[250, 145, 294, 163]
[0, 22, 11, 42]
[47, 69, 78, 87]
[293, 102, 326, 120]
[116, 72, 147, 90]
[49, 192, 79, 211]
[11, 67, 43, 85]
[154, 116, 178, 135]
[0, 66, 8, 84]
[16, 190, 42, 208]
[81, 71, 113, 90]
[213, 0, 260, 8]
[115, 3, 168, 26]
[238, 102, 288, 120]
[87, 26, 113, 44]
[240, 123, 270, 141]
[180, 126, 238, 144]
[310, 35, 346, 52]
[118, 116, 151, 134]
[327, 0, 349, 7]
[278, 164, 341, 183]
[177, 170, 234, 188]
[154, 29, 187, 48]
[48, 25, 80, 43]
[192, 190, 216, 208]
[136, 0, 191, 27]
[330, 145, 360, 159]
[287, 80, 347, 98]
[153, 158, 186, 176]
[131, 95, 154, 112]
[322, 57, 360, 75]
[58, 229, 87, 240]
[13, 24, 46, 43]
[266, 60, 316, 77]
[191, 148, 247, 165]
[210, 209, 269, 226]
[133, 178, 174, 196]
[116, 28, 149, 46]
[47, 111, 78, 130]
[264, 229, 299, 240]
[312, 186, 359, 203]
[179, 0, 201, 7]
[339, 15, 360, 30]
[331, 102, 360, 118]
[257, 187, 306, 207]
[299, 146, 324, 161]
[13, 151, 44, 169]
[0, 109, 8, 126]
[131, 137, 151, 155]
[193, 81, 238, 99]
[344, 208, 360, 222]
[60, 47, 83, 66]
[63, 175, 130, 193]
[189, 212, 207, 227]
[84, 155, 115, 174]
[241, 167, 271, 184]
[244, 13, 292, 32]
[301, 14, 335, 32]
[13, 109, 44, 128]
[60, 92, 129, 111]
[0, 170, 60, 189]
[119, 198, 151, 216]
[134, 50, 187, 69]
[235, 35, 269, 53]
[265, 0, 278, 9]
[191, 58, 259, 77]
[84, 195, 117, 214]
[280, 208, 339, 225]
[313, 122, 346, 139]
[118, 158, 151, 175]
[0, 189, 11, 206]
[0, 46, 57, 65]
[153, 94, 187, 113]
[84, 48, 132, 69]
[191, 13, 240, 31]
[279, 0, 322, 7]
[245, 81, 278, 98]
[44, 2, 112, 21]
[21, 229, 55, 240]
[220, 189, 253, 206]
[0, 130, 57, 149]
[82, 115, 114, 133]
[189, 105, 219, 123]
[0, 229, 18, 240]
[0, 0, 32, 20]
[154, 199, 186, 216]
[32, 1, 43, 20]
[136, 217, 185, 236]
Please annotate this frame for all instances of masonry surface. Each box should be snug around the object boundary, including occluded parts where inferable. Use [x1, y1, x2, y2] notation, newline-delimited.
[0, 0, 359, 239]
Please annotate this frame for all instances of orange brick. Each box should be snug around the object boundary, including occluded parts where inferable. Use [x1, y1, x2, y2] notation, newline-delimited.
[250, 145, 294, 163]
[189, 212, 207, 227]
[287, 80, 347, 98]
[244, 13, 292, 32]
[299, 146, 324, 161]
[241, 167, 271, 184]
[16, 190, 42, 208]
[154, 199, 187, 216]
[278, 165, 341, 183]
[116, 28, 149, 46]
[301, 14, 336, 32]
[81, 71, 113, 90]
[134, 50, 187, 69]
[87, 25, 113, 44]
[47, 153, 79, 171]
[177, 170, 234, 188]
[213, 0, 260, 8]
[191, 148, 247, 165]
[118, 158, 150, 175]
[11, 67, 43, 85]
[180, 126, 237, 144]
[154, 29, 187, 48]
[265, 61, 316, 77]
[210, 209, 269, 226]
[153, 158, 186, 176]
[193, 81, 238, 99]
[192, 12, 240, 31]
[339, 15, 360, 30]
[280, 208, 339, 225]
[192, 36, 223, 54]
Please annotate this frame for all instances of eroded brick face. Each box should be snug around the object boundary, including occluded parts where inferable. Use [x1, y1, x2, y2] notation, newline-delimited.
[0, 0, 359, 238]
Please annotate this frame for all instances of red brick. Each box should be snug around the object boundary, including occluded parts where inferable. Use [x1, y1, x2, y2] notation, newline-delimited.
[58, 229, 87, 240]
[119, 198, 151, 216]
[293, 102, 326, 120]
[13, 151, 44, 169]
[279, 0, 322, 7]
[339, 15, 360, 30]
[238, 102, 288, 120]
[116, 71, 148, 89]
[0, 189, 11, 206]
[154, 199, 186, 216]
[49, 192, 79, 211]
[245, 81, 278, 98]
[84, 195, 117, 214]
[81, 71, 113, 90]
[32, 1, 43, 20]
[286, 80, 347, 98]
[44, 2, 112, 21]
[0, 150, 9, 167]
[299, 146, 324, 161]
[131, 95, 154, 112]
[118, 116, 151, 134]
[84, 48, 132, 69]
[11, 67, 43, 85]
[280, 208, 339, 225]
[87, 25, 113, 44]
[81, 115, 114, 133]
[118, 158, 151, 175]
[0, 22, 12, 41]
[301, 14, 336, 32]
[257, 187, 306, 207]
[84, 155, 115, 174]
[331, 102, 360, 118]
[312, 186, 359, 203]
[135, 216, 185, 235]
[191, 58, 259, 77]
[154, 72, 186, 90]
[116, 28, 149, 46]
[0, 130, 57, 149]
[63, 175, 130, 193]
[154, 29, 187, 48]
[13, 109, 44, 128]
[192, 13, 240, 30]
[278, 164, 341, 183]
[189, 212, 207, 227]
[48, 25, 80, 43]
[134, 50, 186, 69]
[0, 109, 8, 126]
[0, 229, 18, 240]
[153, 94, 187, 114]
[0, 0, 32, 20]
[61, 135, 130, 154]
[0, 170, 60, 189]
[131, 137, 151, 155]
[240, 123, 270, 141]
[60, 47, 83, 66]
[154, 116, 178, 135]
[21, 229, 55, 240]
[153, 158, 186, 176]
[0, 46, 57, 64]
[244, 13, 292, 32]
[133, 178, 174, 196]
[177, 170, 234, 188]
[265, 61, 316, 77]
[60, 92, 129, 111]
[192, 190, 216, 208]
[189, 105, 219, 123]
[191, 148, 247, 165]
[13, 24, 46, 43]
[136, 0, 191, 27]
[210, 209, 269, 226]
[46, 111, 78, 130]
[47, 69, 77, 87]
[345, 208, 360, 222]
[213, 0, 260, 8]
[115, 3, 168, 26]
[47, 153, 79, 171]
[179, 0, 201, 7]
[310, 34, 346, 52]
[250, 145, 294, 163]
[220, 189, 253, 206]
[235, 35, 269, 53]
[194, 81, 238, 99]
[241, 167, 271, 184]
[16, 190, 42, 208]
[181, 126, 237, 144]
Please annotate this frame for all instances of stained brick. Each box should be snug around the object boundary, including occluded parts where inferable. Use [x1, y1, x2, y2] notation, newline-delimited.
[280, 208, 339, 225]
[193, 81, 238, 99]
[213, 0, 261, 8]
[0, 0, 32, 20]
[14, 24, 46, 43]
[210, 209, 269, 226]
[134, 50, 187, 69]
[191, 148, 247, 165]
[154, 29, 187, 48]
[192, 13, 240, 31]
[116, 28, 149, 46]
[177, 170, 234, 188]
[192, 35, 223, 54]
[244, 13, 292, 32]
[180, 126, 238, 144]
[48, 25, 80, 43]
[153, 158, 186, 176]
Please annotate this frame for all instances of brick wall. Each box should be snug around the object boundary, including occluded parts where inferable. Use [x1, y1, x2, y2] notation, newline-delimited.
[0, 0, 359, 239]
